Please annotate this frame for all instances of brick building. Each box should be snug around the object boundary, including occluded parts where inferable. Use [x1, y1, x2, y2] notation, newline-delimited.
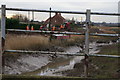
[44, 13, 66, 26]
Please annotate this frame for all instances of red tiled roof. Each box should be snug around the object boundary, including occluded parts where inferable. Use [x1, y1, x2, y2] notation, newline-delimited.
[44, 13, 66, 26]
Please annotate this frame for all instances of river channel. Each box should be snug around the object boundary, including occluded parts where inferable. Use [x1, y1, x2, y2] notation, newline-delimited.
[20, 42, 107, 76]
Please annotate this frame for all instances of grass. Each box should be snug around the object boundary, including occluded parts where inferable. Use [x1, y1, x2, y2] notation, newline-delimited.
[97, 43, 119, 55]
[5, 34, 85, 51]
[3, 74, 118, 80]
[90, 36, 118, 43]
[2, 75, 82, 80]
[59, 42, 120, 79]
[89, 57, 120, 78]
[90, 26, 120, 34]
[5, 34, 50, 51]
[88, 43, 120, 78]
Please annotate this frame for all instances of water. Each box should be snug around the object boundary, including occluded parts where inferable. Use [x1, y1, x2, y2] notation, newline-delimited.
[22, 42, 101, 76]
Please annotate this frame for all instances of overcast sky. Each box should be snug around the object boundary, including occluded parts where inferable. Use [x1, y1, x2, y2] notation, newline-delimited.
[0, 0, 119, 23]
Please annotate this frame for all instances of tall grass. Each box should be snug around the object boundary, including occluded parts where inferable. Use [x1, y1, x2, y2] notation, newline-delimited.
[5, 34, 85, 51]
[5, 34, 50, 50]
[5, 33, 118, 51]
[51, 35, 85, 47]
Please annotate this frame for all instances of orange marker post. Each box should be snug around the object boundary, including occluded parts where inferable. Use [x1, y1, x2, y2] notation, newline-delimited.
[31, 26, 34, 30]
[60, 25, 64, 29]
[26, 26, 29, 30]
[52, 26, 55, 31]
[40, 26, 43, 30]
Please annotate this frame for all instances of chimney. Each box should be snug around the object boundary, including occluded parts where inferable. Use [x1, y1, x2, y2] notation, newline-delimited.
[55, 12, 58, 15]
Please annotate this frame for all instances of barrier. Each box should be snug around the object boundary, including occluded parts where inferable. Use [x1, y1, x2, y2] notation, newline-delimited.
[1, 5, 120, 78]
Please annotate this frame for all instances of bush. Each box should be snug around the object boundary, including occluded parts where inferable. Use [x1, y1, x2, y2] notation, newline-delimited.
[6, 18, 19, 29]
[6, 18, 41, 30]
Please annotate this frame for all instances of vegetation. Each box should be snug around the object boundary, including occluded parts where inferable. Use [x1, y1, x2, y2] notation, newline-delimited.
[6, 14, 41, 30]
[2, 75, 91, 80]
[90, 36, 118, 43]
[60, 43, 120, 79]
[11, 14, 29, 22]
[5, 34, 84, 51]
[88, 43, 120, 78]
[97, 43, 119, 55]
[6, 18, 19, 29]
[5, 34, 50, 50]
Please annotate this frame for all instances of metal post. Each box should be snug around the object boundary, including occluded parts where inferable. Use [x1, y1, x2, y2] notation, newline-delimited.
[84, 9, 91, 77]
[1, 5, 6, 74]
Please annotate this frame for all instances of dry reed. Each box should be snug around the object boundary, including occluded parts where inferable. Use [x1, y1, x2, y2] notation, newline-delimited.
[5, 34, 50, 50]
[5, 34, 85, 51]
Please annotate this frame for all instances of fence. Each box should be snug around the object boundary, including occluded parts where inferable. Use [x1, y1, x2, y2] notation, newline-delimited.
[1, 5, 120, 78]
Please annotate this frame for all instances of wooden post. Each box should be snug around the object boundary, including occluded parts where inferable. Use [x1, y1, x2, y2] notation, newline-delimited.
[84, 9, 91, 77]
[49, 7, 51, 30]
[32, 11, 34, 21]
[1, 5, 6, 74]
[28, 11, 30, 27]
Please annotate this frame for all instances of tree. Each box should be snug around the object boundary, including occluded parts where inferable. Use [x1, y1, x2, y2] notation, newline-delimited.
[6, 18, 19, 29]
[11, 14, 29, 22]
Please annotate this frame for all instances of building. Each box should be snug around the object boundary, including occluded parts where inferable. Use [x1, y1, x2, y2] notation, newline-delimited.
[44, 13, 66, 26]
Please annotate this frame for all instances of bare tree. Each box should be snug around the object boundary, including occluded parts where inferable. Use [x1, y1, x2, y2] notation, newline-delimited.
[11, 14, 29, 22]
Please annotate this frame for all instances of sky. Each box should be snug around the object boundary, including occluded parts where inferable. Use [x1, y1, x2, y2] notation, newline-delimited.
[0, 0, 120, 23]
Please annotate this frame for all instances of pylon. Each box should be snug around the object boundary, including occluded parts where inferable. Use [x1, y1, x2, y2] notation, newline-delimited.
[26, 26, 29, 30]
[31, 26, 34, 30]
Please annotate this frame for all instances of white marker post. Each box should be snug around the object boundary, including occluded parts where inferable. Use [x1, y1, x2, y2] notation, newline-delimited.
[1, 5, 6, 74]
[84, 9, 91, 77]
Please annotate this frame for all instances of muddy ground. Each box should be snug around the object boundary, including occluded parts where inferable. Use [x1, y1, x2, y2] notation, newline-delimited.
[4, 41, 120, 78]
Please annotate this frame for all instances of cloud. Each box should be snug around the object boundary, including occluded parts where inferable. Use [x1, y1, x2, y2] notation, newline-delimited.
[0, 1, 118, 22]
[0, 0, 119, 2]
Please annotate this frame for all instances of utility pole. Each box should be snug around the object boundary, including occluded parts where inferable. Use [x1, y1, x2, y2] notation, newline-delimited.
[84, 9, 91, 78]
